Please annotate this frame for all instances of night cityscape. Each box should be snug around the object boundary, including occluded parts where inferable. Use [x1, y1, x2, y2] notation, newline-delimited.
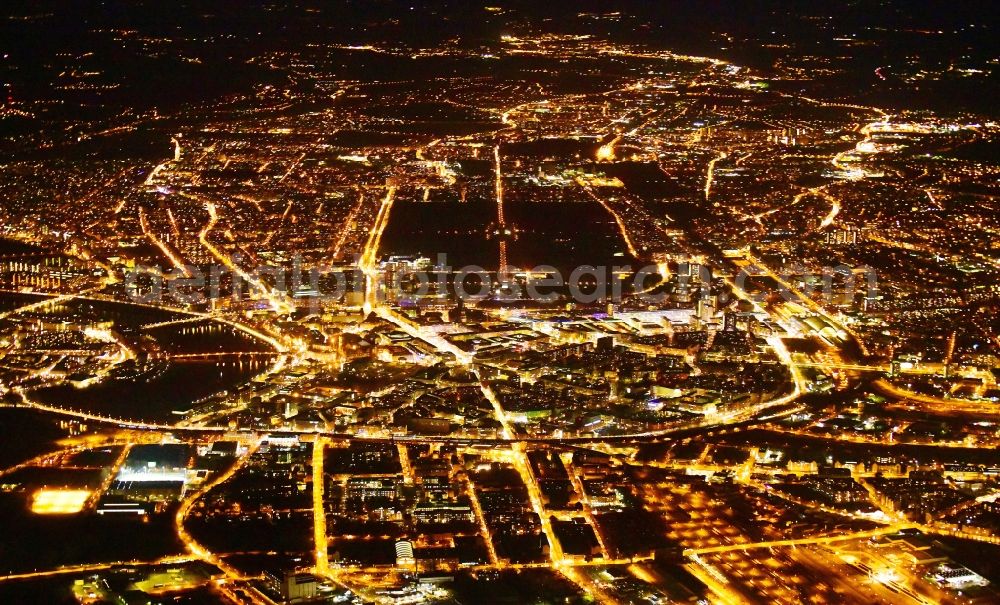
[1, 1, 999, 603]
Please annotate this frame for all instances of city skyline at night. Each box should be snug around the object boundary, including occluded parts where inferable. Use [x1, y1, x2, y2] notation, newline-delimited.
[0, 2, 998, 604]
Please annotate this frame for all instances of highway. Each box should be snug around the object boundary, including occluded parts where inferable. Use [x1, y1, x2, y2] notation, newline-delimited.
[85, 443, 132, 511]
[13, 382, 806, 446]
[741, 249, 869, 356]
[873, 378, 1000, 414]
[683, 525, 912, 556]
[312, 437, 329, 575]
[350, 182, 472, 363]
[0, 556, 199, 584]
[0, 287, 289, 354]
[360, 186, 397, 315]
[817, 191, 842, 230]
[175, 438, 261, 581]
[704, 150, 728, 201]
[0, 285, 107, 323]
[493, 145, 510, 273]
[579, 185, 642, 259]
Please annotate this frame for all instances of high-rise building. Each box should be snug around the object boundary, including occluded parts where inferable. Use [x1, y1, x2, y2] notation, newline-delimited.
[281, 572, 318, 602]
[395, 539, 415, 567]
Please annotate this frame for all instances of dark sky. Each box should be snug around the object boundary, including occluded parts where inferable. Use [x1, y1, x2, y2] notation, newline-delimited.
[1, 1, 996, 118]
